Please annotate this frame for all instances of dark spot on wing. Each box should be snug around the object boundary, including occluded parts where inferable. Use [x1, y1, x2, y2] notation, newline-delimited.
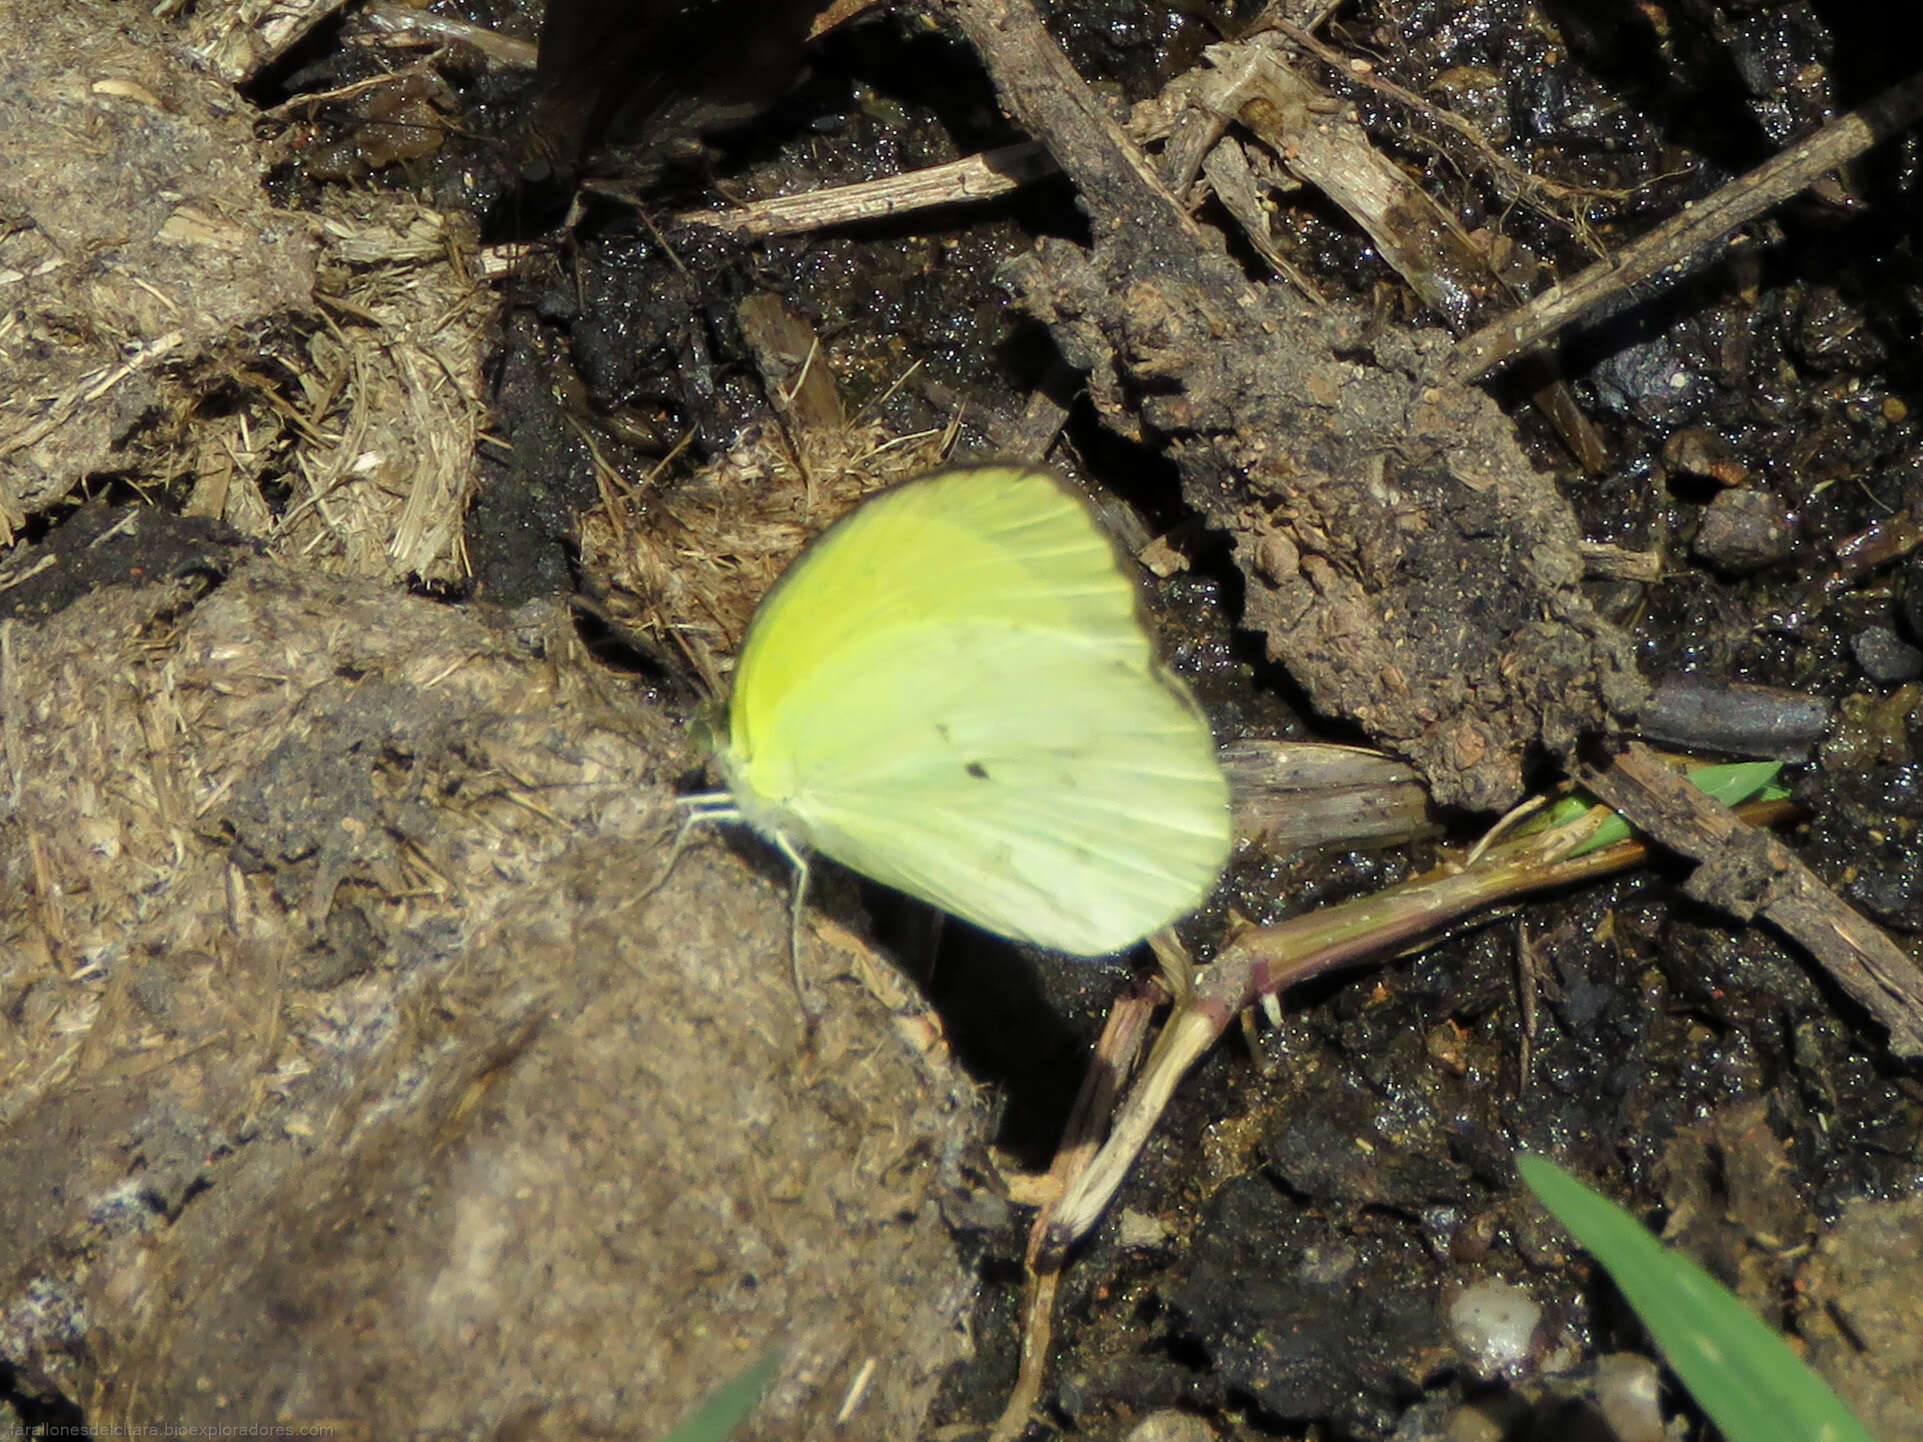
[966, 761, 990, 780]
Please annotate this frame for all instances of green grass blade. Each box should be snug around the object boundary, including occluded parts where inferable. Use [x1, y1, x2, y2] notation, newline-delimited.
[1518, 1154, 1874, 1442]
[656, 1349, 783, 1442]
[1564, 760, 1787, 857]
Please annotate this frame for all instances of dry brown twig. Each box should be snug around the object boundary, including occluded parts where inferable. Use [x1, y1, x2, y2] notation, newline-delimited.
[1183, 31, 1607, 469]
[1575, 745, 1923, 1057]
[357, 0, 540, 69]
[989, 979, 1165, 1442]
[678, 143, 1055, 236]
[258, 48, 458, 119]
[1450, 65, 1923, 382]
[1255, 12, 1630, 235]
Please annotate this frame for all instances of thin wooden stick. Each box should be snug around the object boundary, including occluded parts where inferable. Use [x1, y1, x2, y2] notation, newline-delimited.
[1449, 67, 1923, 382]
[988, 979, 1164, 1442]
[679, 143, 1055, 237]
[1576, 745, 1923, 1056]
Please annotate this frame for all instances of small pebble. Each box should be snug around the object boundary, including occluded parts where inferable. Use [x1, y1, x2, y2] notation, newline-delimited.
[1662, 425, 1747, 486]
[1852, 625, 1923, 684]
[1117, 1208, 1173, 1249]
[1693, 487, 1792, 572]
[1446, 1277, 1541, 1378]
[1592, 1352, 1666, 1442]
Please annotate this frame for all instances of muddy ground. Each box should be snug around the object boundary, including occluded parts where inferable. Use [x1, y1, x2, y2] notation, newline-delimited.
[1, 0, 1921, 1439]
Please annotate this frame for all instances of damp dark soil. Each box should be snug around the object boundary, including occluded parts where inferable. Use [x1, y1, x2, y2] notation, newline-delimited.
[5, 0, 1923, 1439]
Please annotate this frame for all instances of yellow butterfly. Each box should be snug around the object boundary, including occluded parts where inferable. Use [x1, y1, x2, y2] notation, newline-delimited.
[678, 464, 1232, 958]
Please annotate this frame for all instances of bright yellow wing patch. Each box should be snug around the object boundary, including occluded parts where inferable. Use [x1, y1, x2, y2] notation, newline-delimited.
[715, 465, 1231, 955]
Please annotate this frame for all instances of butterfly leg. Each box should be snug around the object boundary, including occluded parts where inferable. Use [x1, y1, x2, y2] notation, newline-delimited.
[769, 832, 822, 1027]
[638, 794, 739, 902]
[647, 793, 823, 1029]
